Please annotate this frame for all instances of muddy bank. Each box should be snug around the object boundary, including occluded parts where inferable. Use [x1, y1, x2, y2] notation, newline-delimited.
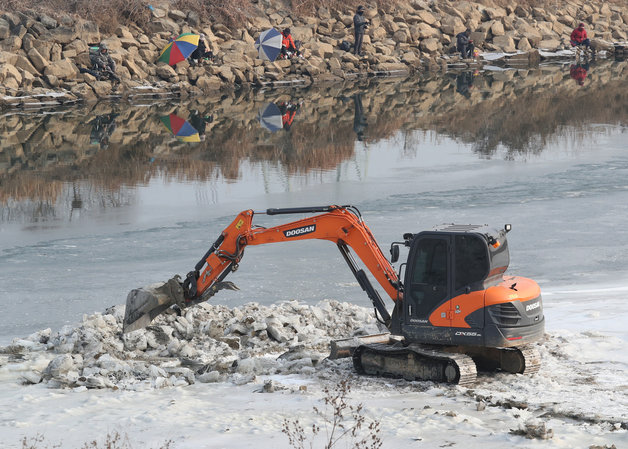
[0, 0, 626, 105]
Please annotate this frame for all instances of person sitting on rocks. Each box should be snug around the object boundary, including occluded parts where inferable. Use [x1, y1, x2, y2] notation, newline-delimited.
[280, 28, 301, 59]
[353, 6, 369, 56]
[190, 34, 214, 66]
[456, 29, 474, 59]
[89, 42, 120, 83]
[570, 23, 591, 50]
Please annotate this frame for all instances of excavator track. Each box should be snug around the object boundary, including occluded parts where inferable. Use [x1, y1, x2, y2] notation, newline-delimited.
[353, 343, 478, 387]
[509, 345, 542, 375]
[466, 345, 542, 375]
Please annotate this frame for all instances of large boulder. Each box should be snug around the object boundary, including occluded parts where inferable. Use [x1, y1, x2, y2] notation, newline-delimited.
[310, 41, 334, 59]
[75, 19, 100, 44]
[492, 35, 516, 52]
[0, 36, 21, 52]
[416, 10, 437, 26]
[440, 16, 465, 36]
[517, 37, 532, 51]
[123, 59, 148, 79]
[415, 23, 440, 39]
[156, 63, 178, 81]
[0, 63, 22, 87]
[537, 38, 561, 51]
[0, 18, 10, 40]
[27, 48, 49, 72]
[419, 38, 440, 53]
[483, 7, 507, 20]
[147, 18, 180, 35]
[0, 50, 18, 66]
[490, 21, 505, 36]
[45, 26, 77, 45]
[43, 58, 78, 80]
[14, 54, 40, 76]
[590, 38, 614, 52]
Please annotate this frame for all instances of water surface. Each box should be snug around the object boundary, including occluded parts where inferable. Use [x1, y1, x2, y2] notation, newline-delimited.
[1, 60, 627, 343]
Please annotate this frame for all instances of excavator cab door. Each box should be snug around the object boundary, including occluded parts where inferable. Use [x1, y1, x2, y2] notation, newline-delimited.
[402, 233, 452, 344]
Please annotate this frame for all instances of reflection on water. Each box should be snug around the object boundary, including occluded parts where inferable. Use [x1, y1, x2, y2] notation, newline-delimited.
[1, 59, 626, 224]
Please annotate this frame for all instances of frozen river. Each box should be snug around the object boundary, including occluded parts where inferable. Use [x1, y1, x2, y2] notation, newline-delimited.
[1, 61, 627, 449]
[1, 61, 627, 345]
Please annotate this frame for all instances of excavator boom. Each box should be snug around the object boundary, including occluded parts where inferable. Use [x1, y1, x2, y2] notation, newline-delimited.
[123, 205, 400, 333]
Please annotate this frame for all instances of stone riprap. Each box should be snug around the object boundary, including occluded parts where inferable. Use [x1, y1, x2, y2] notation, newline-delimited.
[0, 0, 626, 103]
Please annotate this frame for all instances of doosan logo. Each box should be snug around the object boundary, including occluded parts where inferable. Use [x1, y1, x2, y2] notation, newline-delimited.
[284, 225, 316, 238]
[525, 302, 541, 312]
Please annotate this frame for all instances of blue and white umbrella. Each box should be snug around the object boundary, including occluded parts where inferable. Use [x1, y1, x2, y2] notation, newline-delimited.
[254, 28, 282, 62]
[258, 103, 283, 132]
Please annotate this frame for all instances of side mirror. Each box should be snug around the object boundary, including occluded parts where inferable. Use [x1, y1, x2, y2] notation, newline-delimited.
[390, 244, 399, 263]
[504, 224, 512, 233]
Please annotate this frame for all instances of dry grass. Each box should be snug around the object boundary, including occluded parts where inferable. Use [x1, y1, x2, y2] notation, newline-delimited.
[0, 0, 151, 34]
[19, 431, 173, 449]
[172, 0, 254, 29]
[2, 0, 616, 34]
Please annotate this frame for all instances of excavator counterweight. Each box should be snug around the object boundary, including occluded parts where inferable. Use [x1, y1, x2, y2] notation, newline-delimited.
[123, 205, 544, 385]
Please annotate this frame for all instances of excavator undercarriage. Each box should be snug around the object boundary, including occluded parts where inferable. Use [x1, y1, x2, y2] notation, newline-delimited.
[332, 334, 541, 386]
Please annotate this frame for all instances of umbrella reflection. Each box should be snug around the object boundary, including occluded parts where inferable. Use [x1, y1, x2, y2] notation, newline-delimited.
[258, 101, 302, 132]
[160, 113, 201, 142]
[258, 103, 283, 132]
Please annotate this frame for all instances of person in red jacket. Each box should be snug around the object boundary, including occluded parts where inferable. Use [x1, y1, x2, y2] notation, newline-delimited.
[280, 28, 301, 59]
[570, 23, 590, 48]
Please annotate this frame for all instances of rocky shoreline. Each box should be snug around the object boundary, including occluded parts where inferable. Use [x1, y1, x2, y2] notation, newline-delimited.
[0, 0, 626, 107]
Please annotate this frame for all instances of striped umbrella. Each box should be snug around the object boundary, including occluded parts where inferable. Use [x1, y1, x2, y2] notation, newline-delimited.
[258, 103, 283, 132]
[160, 114, 201, 142]
[254, 28, 282, 62]
[158, 33, 200, 66]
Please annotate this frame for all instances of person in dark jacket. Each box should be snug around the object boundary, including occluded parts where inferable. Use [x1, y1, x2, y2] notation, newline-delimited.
[570, 23, 590, 48]
[190, 34, 214, 65]
[353, 5, 368, 55]
[456, 29, 474, 59]
[89, 42, 120, 82]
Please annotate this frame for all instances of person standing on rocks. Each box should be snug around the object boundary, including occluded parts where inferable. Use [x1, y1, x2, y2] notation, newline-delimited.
[353, 5, 369, 56]
[456, 29, 474, 60]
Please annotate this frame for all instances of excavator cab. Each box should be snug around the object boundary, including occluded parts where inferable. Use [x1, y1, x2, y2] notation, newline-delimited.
[397, 224, 544, 348]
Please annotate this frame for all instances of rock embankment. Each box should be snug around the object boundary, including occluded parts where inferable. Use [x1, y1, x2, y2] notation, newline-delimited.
[0, 0, 626, 103]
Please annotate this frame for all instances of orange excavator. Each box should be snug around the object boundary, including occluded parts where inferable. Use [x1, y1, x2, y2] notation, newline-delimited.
[123, 205, 544, 385]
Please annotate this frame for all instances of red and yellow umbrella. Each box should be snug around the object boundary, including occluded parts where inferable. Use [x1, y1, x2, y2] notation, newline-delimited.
[158, 33, 200, 66]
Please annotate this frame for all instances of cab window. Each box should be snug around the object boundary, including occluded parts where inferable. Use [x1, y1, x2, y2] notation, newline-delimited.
[454, 235, 488, 290]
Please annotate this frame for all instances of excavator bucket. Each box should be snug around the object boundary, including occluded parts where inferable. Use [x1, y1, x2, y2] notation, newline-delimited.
[122, 277, 186, 333]
[123, 277, 239, 333]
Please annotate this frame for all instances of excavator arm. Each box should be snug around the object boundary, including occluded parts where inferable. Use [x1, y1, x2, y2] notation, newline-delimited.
[123, 205, 402, 333]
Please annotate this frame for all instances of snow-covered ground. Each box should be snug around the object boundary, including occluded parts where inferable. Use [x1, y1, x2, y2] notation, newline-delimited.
[1, 287, 626, 449]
